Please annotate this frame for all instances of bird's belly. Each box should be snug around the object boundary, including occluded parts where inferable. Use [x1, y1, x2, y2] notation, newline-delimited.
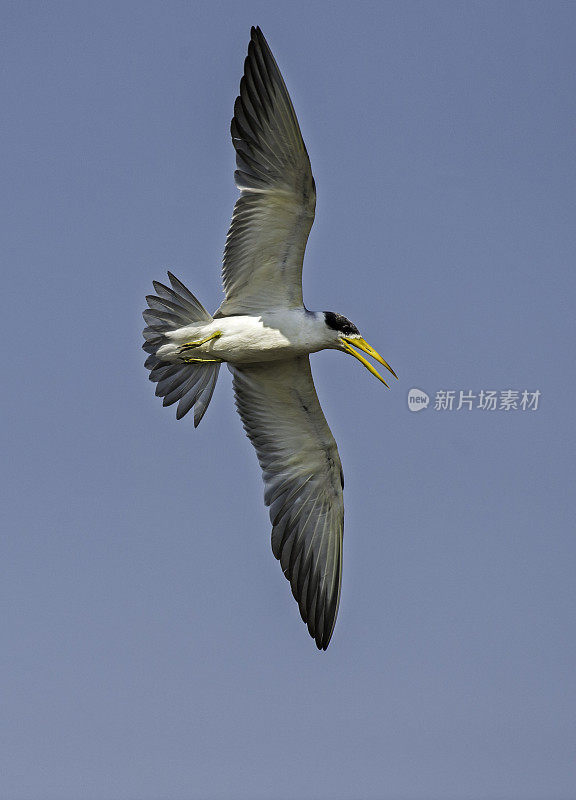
[164, 313, 317, 364]
[215, 312, 318, 363]
[213, 326, 302, 364]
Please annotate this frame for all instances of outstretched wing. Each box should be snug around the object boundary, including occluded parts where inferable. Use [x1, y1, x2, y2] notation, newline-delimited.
[215, 26, 316, 318]
[230, 357, 344, 649]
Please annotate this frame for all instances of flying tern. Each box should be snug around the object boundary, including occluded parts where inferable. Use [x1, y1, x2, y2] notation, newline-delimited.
[143, 27, 397, 649]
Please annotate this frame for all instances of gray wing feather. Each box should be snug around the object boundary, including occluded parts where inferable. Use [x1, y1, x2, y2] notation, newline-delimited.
[231, 357, 343, 650]
[216, 27, 316, 317]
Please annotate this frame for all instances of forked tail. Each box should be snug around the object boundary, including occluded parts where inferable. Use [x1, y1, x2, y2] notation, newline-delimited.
[142, 272, 220, 427]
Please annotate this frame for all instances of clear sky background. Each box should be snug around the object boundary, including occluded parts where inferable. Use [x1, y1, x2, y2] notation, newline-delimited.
[3, 2, 575, 799]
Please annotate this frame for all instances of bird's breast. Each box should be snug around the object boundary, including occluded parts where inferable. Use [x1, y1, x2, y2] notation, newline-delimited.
[207, 310, 324, 364]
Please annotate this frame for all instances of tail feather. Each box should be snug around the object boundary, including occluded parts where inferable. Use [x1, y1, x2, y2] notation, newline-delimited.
[153, 273, 212, 320]
[142, 272, 220, 427]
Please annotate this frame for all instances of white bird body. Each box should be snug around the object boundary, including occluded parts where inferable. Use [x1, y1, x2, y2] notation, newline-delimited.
[142, 27, 396, 649]
[158, 310, 337, 365]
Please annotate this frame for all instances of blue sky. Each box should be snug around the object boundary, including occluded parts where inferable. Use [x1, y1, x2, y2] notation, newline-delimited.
[2, 2, 576, 798]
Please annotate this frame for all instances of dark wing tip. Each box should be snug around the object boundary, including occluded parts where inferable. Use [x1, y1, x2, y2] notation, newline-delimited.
[315, 591, 341, 650]
[228, 24, 314, 201]
[290, 552, 341, 651]
[252, 27, 270, 51]
[315, 622, 335, 651]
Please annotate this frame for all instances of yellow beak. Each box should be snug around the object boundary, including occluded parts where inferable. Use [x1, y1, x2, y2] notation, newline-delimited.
[341, 337, 398, 387]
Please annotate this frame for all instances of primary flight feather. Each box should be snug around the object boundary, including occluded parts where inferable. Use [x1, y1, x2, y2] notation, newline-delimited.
[142, 27, 396, 649]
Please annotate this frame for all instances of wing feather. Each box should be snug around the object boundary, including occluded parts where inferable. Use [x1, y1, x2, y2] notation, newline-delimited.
[230, 357, 343, 650]
[216, 27, 316, 317]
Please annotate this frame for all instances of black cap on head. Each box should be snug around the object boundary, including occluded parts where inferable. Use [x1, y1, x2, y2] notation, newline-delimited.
[323, 311, 360, 337]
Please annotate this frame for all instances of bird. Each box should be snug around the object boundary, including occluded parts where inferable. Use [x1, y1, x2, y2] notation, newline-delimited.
[142, 26, 397, 649]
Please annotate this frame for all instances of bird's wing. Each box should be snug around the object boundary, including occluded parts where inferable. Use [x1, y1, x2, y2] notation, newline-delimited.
[230, 356, 343, 649]
[215, 27, 316, 318]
